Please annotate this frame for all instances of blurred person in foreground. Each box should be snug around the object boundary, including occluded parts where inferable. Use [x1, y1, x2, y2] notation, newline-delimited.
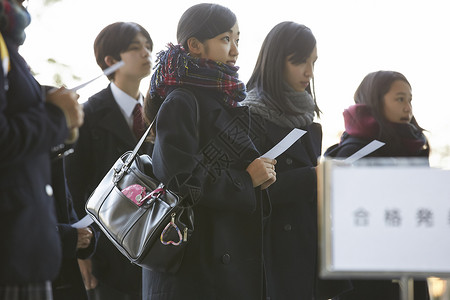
[0, 0, 84, 299]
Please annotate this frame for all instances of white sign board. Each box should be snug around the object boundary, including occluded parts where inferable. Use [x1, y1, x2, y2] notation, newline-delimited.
[318, 158, 450, 279]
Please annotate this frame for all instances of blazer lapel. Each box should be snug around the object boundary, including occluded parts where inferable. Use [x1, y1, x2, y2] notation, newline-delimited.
[94, 87, 137, 149]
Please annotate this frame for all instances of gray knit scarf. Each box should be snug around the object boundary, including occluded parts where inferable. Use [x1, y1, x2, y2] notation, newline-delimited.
[242, 85, 315, 129]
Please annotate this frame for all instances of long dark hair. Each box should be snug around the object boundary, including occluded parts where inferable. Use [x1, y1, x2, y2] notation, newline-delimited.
[246, 21, 320, 116]
[144, 3, 237, 140]
[354, 70, 428, 152]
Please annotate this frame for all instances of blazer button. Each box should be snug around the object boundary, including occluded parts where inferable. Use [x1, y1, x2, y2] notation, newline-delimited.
[45, 184, 54, 197]
[285, 158, 293, 165]
[284, 224, 292, 231]
[222, 254, 231, 264]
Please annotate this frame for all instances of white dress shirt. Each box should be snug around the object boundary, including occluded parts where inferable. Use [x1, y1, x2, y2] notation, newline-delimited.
[110, 82, 144, 131]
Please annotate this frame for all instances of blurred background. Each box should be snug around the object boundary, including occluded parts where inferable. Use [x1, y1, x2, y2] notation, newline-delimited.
[19, 0, 450, 297]
[21, 0, 450, 169]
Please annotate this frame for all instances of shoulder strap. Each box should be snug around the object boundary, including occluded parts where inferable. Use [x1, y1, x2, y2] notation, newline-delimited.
[123, 87, 200, 168]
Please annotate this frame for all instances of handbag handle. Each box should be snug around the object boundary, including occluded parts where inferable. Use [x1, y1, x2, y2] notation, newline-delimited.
[122, 120, 154, 169]
[114, 121, 154, 182]
[116, 88, 199, 180]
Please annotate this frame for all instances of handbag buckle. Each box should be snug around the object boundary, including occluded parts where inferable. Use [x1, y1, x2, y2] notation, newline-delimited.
[142, 187, 166, 206]
[113, 164, 130, 183]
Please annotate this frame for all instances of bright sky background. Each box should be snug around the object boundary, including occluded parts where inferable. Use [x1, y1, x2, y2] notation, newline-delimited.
[20, 0, 450, 168]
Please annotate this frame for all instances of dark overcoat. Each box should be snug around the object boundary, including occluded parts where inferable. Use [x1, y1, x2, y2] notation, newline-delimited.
[65, 85, 151, 295]
[0, 36, 64, 284]
[50, 156, 97, 300]
[143, 88, 270, 300]
[258, 121, 321, 300]
[253, 120, 350, 299]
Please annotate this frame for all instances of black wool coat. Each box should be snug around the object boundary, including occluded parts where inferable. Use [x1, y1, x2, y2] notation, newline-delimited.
[143, 88, 270, 300]
[252, 119, 351, 300]
[65, 85, 152, 295]
[0, 36, 64, 284]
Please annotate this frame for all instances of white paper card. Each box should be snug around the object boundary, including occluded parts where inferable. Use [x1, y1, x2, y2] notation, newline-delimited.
[71, 215, 94, 228]
[344, 140, 385, 163]
[70, 61, 125, 92]
[261, 128, 306, 159]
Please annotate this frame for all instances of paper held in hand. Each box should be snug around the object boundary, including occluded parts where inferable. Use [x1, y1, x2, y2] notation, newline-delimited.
[71, 214, 93, 228]
[261, 128, 306, 159]
[344, 140, 385, 163]
[70, 60, 125, 92]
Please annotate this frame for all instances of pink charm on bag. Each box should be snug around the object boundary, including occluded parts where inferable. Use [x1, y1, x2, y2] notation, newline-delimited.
[121, 184, 147, 206]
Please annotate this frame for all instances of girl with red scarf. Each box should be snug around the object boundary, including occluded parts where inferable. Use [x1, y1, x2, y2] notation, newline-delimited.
[325, 71, 429, 159]
[325, 70, 430, 300]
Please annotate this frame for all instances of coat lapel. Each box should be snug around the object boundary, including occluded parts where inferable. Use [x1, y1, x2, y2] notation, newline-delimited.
[211, 101, 260, 159]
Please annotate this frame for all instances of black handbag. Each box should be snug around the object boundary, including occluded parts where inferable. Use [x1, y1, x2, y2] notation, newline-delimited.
[85, 88, 197, 273]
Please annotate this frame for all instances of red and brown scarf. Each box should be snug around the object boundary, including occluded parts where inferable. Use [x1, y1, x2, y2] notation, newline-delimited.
[150, 43, 246, 107]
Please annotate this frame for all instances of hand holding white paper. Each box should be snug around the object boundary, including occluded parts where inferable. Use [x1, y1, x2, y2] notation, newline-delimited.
[261, 128, 306, 159]
[71, 215, 94, 228]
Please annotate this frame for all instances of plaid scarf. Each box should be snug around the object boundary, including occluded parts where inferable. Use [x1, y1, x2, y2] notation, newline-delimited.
[0, 0, 31, 46]
[150, 43, 246, 107]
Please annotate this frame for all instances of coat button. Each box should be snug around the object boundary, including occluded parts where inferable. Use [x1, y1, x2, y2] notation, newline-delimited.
[285, 158, 293, 165]
[233, 178, 243, 190]
[284, 224, 292, 231]
[222, 254, 231, 264]
[45, 184, 53, 197]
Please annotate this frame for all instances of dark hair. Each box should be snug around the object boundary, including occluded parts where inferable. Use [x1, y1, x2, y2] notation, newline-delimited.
[144, 3, 236, 141]
[94, 22, 152, 80]
[177, 3, 236, 51]
[247, 21, 319, 116]
[354, 70, 427, 150]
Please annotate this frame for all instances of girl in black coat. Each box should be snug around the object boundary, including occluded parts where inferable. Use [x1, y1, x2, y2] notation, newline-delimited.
[242, 22, 351, 300]
[325, 71, 429, 159]
[324, 70, 430, 300]
[142, 4, 277, 300]
[0, 1, 83, 298]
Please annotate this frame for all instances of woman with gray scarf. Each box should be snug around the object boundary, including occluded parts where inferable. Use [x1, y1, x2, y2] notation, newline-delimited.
[242, 21, 351, 299]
